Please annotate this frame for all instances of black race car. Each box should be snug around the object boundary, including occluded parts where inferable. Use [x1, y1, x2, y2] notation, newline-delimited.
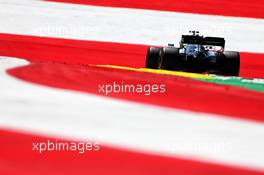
[145, 31, 240, 76]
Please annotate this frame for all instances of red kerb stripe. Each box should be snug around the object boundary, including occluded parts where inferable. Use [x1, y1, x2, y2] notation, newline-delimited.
[46, 0, 264, 19]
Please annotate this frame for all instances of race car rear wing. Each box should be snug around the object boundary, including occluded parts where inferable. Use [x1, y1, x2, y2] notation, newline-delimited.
[204, 37, 225, 48]
[181, 35, 203, 45]
[181, 35, 225, 48]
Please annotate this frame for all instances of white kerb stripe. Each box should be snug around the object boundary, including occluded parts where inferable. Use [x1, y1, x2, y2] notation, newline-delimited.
[0, 0, 264, 53]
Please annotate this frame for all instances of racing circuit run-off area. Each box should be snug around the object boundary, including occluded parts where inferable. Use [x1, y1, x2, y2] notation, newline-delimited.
[1, 0, 264, 175]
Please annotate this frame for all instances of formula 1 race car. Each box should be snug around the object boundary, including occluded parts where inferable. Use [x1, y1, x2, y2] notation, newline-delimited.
[145, 31, 240, 76]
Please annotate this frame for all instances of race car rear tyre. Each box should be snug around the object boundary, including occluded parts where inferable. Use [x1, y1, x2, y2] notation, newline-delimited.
[145, 47, 161, 69]
[160, 47, 181, 70]
[223, 51, 240, 76]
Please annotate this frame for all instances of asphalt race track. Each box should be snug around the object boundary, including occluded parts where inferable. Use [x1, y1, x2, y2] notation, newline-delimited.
[0, 0, 264, 175]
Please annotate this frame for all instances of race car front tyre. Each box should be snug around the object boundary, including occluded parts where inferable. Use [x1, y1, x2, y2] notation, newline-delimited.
[145, 47, 161, 69]
[223, 51, 240, 76]
[160, 47, 181, 70]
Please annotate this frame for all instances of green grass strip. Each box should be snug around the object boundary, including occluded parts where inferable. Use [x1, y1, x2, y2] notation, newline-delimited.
[197, 75, 264, 92]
